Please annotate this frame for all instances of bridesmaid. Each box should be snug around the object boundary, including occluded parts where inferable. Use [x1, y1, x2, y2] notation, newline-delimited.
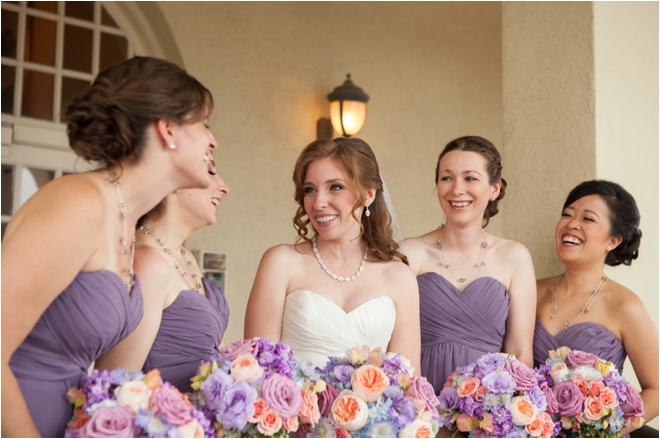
[2, 56, 217, 437]
[534, 180, 658, 433]
[96, 159, 231, 393]
[401, 135, 536, 395]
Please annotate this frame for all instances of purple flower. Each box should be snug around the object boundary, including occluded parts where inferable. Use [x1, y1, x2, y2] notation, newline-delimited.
[458, 396, 480, 417]
[524, 387, 547, 412]
[553, 380, 584, 417]
[456, 363, 476, 377]
[317, 383, 339, 417]
[621, 382, 645, 418]
[604, 370, 628, 402]
[505, 359, 538, 391]
[481, 370, 516, 394]
[151, 384, 193, 426]
[540, 381, 558, 415]
[476, 353, 507, 374]
[200, 369, 233, 411]
[261, 373, 303, 419]
[438, 386, 459, 411]
[491, 406, 513, 437]
[79, 405, 140, 438]
[83, 370, 114, 407]
[134, 408, 171, 438]
[565, 350, 599, 369]
[219, 338, 259, 361]
[333, 365, 355, 383]
[389, 396, 416, 427]
[366, 419, 399, 438]
[219, 380, 257, 430]
[534, 364, 554, 388]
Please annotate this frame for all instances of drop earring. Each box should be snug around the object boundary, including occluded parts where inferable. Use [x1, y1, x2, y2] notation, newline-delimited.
[365, 204, 371, 217]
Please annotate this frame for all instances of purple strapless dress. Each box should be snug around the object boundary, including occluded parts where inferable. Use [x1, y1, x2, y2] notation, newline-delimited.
[533, 319, 626, 371]
[143, 278, 229, 393]
[9, 271, 143, 437]
[419, 273, 510, 395]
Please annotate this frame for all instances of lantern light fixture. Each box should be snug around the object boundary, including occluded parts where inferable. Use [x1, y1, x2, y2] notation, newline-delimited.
[327, 74, 369, 138]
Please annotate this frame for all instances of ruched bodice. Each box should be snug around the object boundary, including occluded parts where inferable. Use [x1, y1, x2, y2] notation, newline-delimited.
[10, 271, 143, 437]
[419, 273, 510, 395]
[280, 290, 396, 369]
[533, 319, 626, 371]
[143, 278, 230, 393]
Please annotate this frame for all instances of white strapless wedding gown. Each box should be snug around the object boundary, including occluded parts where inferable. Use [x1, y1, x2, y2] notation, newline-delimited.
[280, 290, 396, 369]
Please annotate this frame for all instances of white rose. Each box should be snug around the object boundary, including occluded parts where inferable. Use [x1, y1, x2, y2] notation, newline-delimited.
[177, 419, 204, 438]
[398, 418, 433, 438]
[549, 363, 570, 383]
[114, 381, 151, 413]
[573, 366, 603, 382]
[230, 353, 264, 383]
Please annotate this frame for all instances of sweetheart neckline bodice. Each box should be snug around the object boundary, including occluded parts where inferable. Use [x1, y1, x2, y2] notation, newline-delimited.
[288, 289, 394, 315]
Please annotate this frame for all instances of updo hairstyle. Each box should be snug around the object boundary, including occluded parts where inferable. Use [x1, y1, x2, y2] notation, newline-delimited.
[563, 180, 642, 266]
[66, 56, 213, 170]
[292, 137, 408, 264]
[435, 136, 507, 227]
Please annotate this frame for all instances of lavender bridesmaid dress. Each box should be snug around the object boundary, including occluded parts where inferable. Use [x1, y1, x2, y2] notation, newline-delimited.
[9, 271, 143, 437]
[419, 273, 510, 395]
[143, 278, 230, 393]
[533, 319, 626, 371]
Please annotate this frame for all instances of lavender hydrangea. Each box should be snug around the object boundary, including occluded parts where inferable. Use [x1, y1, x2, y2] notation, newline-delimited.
[200, 369, 233, 411]
[481, 370, 517, 394]
[366, 419, 399, 438]
[389, 396, 416, 428]
[524, 387, 547, 413]
[134, 408, 171, 438]
[333, 365, 355, 383]
[476, 353, 507, 376]
[83, 369, 114, 407]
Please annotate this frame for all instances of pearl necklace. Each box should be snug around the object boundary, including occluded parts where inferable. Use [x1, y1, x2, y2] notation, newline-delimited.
[436, 224, 487, 283]
[551, 273, 610, 329]
[111, 173, 135, 292]
[312, 236, 367, 282]
[139, 226, 202, 292]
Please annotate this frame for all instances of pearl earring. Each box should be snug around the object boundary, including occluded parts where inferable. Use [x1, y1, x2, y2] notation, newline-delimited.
[169, 141, 176, 149]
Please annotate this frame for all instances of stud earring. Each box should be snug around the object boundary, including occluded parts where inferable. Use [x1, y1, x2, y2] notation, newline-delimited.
[169, 141, 176, 149]
[365, 204, 371, 217]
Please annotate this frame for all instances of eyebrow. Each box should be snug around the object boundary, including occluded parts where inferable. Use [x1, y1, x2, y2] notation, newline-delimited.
[439, 169, 483, 175]
[303, 178, 345, 186]
[564, 206, 601, 218]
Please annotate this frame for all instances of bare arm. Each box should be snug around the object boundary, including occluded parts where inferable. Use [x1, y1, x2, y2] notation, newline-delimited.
[244, 245, 292, 343]
[2, 177, 103, 437]
[619, 295, 658, 433]
[95, 246, 173, 372]
[502, 242, 536, 367]
[386, 262, 422, 376]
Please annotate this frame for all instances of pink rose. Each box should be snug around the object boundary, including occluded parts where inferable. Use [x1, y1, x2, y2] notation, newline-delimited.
[79, 405, 140, 438]
[584, 396, 605, 420]
[220, 338, 259, 360]
[330, 389, 369, 431]
[248, 398, 269, 423]
[405, 376, 440, 413]
[510, 395, 538, 426]
[539, 412, 554, 438]
[457, 377, 480, 398]
[317, 383, 339, 417]
[299, 390, 321, 426]
[525, 414, 544, 437]
[621, 382, 645, 418]
[505, 359, 538, 391]
[261, 373, 303, 419]
[231, 353, 264, 383]
[587, 380, 605, 397]
[599, 387, 618, 409]
[566, 350, 599, 369]
[334, 428, 350, 438]
[540, 382, 558, 415]
[572, 375, 589, 396]
[282, 415, 299, 433]
[151, 385, 193, 426]
[553, 380, 585, 418]
[351, 364, 389, 402]
[257, 409, 283, 436]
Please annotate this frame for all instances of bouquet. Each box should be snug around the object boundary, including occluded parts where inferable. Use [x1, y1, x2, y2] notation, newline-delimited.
[438, 352, 556, 438]
[312, 345, 441, 438]
[536, 346, 645, 438]
[65, 368, 212, 438]
[189, 337, 325, 437]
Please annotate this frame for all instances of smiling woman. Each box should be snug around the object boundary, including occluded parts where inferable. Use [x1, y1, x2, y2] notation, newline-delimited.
[244, 137, 421, 373]
[534, 180, 658, 435]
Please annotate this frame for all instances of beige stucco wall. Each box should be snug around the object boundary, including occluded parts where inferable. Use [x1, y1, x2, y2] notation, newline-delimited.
[156, 2, 503, 343]
[594, 2, 659, 427]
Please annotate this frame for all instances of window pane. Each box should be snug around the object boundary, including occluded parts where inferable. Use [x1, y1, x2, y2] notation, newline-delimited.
[20, 167, 54, 207]
[2, 165, 14, 215]
[65, 1, 94, 22]
[2, 65, 16, 114]
[2, 9, 19, 59]
[60, 76, 90, 122]
[63, 24, 93, 73]
[101, 7, 118, 28]
[27, 2, 57, 14]
[24, 15, 57, 66]
[100, 33, 127, 72]
[22, 69, 54, 120]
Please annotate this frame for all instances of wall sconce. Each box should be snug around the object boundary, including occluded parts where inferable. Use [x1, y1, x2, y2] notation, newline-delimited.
[317, 74, 369, 139]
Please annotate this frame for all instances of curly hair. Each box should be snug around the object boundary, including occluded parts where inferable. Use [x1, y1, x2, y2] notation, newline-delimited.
[563, 180, 642, 266]
[435, 135, 507, 227]
[66, 56, 213, 170]
[292, 137, 408, 265]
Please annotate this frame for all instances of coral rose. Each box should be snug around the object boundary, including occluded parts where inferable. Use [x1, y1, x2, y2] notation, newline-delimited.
[282, 415, 299, 433]
[587, 380, 605, 397]
[257, 409, 283, 436]
[300, 390, 321, 427]
[584, 396, 605, 421]
[598, 387, 618, 409]
[330, 390, 369, 431]
[456, 376, 480, 398]
[351, 364, 389, 402]
[525, 414, 544, 437]
[248, 398, 269, 423]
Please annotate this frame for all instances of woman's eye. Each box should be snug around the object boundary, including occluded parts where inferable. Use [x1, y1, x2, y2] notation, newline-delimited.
[584, 217, 595, 222]
[440, 176, 451, 181]
[561, 212, 571, 218]
[465, 176, 477, 181]
[330, 184, 343, 191]
[208, 169, 217, 176]
[303, 187, 315, 195]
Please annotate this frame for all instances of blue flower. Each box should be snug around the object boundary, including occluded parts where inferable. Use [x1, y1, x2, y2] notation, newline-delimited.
[366, 419, 399, 438]
[308, 418, 337, 438]
[134, 408, 171, 438]
[111, 369, 145, 386]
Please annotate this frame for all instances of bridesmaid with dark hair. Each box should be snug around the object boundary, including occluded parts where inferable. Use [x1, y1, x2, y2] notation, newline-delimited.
[2, 57, 217, 437]
[96, 159, 231, 393]
[401, 135, 536, 396]
[534, 180, 658, 434]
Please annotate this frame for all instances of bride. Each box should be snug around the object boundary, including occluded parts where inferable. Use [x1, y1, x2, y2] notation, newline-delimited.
[244, 137, 420, 373]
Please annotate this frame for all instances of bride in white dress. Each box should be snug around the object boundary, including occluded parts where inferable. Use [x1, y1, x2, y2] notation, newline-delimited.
[244, 137, 420, 373]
